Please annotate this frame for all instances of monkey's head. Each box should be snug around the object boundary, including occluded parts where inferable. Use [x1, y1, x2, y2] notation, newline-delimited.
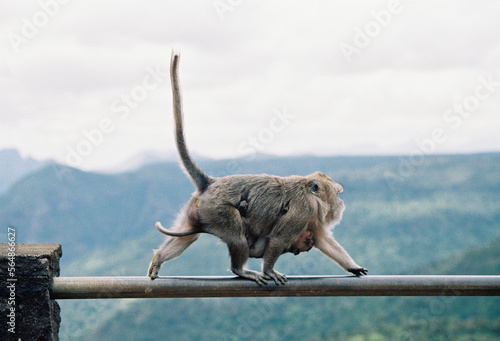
[306, 172, 345, 227]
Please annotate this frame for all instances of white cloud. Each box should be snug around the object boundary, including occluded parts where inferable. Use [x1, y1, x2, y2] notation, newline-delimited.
[0, 0, 499, 171]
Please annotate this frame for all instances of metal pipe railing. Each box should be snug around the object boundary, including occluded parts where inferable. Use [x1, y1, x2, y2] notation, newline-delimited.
[51, 275, 500, 299]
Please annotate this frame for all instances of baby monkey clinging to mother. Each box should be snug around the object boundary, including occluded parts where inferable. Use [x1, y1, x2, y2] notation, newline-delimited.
[147, 51, 367, 285]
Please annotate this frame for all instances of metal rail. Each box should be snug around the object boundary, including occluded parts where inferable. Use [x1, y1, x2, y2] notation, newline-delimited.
[51, 275, 500, 299]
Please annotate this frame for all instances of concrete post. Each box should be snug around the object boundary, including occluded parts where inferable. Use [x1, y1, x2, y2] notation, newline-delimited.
[1, 243, 62, 341]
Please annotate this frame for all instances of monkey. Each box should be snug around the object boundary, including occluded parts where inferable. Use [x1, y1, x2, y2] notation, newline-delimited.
[147, 51, 368, 285]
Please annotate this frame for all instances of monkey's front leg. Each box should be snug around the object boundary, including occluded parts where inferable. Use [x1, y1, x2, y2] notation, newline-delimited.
[315, 233, 368, 276]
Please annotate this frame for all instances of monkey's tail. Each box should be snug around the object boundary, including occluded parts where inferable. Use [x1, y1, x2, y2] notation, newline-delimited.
[155, 221, 201, 237]
[170, 51, 213, 192]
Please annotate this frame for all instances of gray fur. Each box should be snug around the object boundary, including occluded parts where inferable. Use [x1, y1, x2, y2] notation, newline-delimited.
[170, 52, 213, 192]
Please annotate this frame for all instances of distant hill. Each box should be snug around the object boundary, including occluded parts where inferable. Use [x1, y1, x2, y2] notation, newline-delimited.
[99, 149, 177, 173]
[0, 162, 193, 258]
[415, 235, 500, 275]
[0, 149, 48, 193]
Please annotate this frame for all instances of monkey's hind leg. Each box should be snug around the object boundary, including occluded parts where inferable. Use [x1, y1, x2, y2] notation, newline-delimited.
[228, 241, 270, 286]
[148, 220, 199, 279]
[208, 207, 270, 285]
[262, 237, 288, 285]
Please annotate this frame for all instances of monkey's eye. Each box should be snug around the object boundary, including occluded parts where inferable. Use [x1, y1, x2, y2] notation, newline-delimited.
[310, 181, 320, 195]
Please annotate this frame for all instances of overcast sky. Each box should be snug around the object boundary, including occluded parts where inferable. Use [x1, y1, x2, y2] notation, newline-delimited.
[1, 1, 499, 171]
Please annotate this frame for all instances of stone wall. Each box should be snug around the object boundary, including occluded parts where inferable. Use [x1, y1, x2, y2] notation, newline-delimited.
[0, 243, 62, 341]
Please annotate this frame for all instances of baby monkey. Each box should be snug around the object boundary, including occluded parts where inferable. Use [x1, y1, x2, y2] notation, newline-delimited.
[148, 51, 367, 285]
[235, 199, 315, 257]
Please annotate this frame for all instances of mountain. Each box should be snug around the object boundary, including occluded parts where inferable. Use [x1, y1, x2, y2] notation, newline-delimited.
[415, 234, 500, 276]
[0, 149, 48, 194]
[1, 152, 493, 340]
[101, 150, 178, 173]
[0, 162, 193, 259]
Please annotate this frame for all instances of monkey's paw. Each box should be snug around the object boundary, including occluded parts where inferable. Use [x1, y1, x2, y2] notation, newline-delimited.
[148, 255, 161, 280]
[264, 269, 287, 285]
[231, 268, 271, 286]
[348, 267, 368, 276]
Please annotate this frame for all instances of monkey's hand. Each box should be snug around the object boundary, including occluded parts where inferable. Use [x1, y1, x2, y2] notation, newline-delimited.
[348, 267, 368, 276]
[264, 269, 288, 285]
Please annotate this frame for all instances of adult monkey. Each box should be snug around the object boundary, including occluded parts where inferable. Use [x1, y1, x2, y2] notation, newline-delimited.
[147, 51, 367, 285]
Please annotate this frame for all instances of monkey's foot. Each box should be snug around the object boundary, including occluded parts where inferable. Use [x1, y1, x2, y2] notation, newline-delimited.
[148, 254, 161, 280]
[348, 267, 368, 276]
[231, 268, 269, 286]
[264, 269, 287, 285]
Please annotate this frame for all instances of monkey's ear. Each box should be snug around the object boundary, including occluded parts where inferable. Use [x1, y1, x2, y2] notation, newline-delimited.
[309, 181, 320, 196]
